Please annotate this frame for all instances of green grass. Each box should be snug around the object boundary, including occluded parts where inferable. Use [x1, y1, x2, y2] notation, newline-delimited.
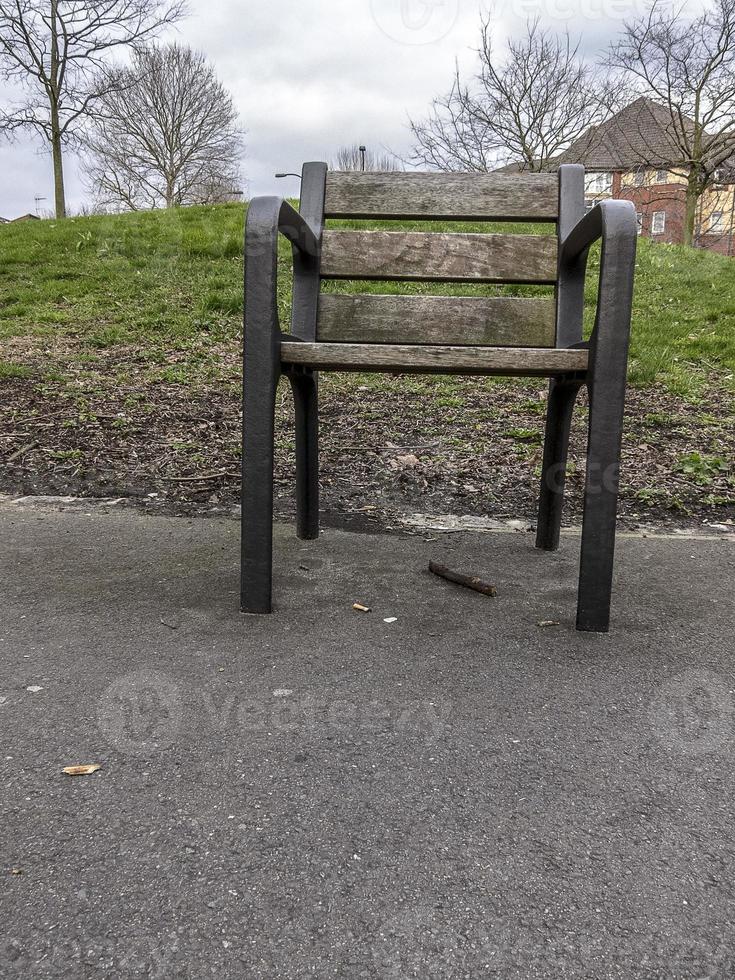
[1, 203, 734, 396]
[0, 360, 33, 379]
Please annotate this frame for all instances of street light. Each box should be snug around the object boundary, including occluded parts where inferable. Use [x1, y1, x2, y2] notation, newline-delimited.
[275, 172, 301, 180]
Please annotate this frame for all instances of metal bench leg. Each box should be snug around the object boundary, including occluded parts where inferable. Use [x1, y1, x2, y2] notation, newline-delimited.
[289, 368, 319, 540]
[576, 371, 626, 633]
[241, 348, 279, 614]
[536, 378, 581, 551]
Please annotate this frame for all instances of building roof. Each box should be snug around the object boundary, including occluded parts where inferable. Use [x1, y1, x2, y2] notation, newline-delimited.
[495, 97, 696, 174]
[551, 98, 690, 171]
[12, 213, 41, 222]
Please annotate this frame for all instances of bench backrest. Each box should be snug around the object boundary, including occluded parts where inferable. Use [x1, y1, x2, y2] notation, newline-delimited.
[297, 165, 585, 350]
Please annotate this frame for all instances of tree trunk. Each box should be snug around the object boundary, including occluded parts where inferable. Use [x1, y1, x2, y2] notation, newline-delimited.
[49, 0, 66, 219]
[683, 175, 699, 248]
[51, 109, 67, 219]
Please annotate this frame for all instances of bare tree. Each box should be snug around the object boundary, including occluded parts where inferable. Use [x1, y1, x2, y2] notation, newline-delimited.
[330, 144, 403, 171]
[0, 0, 186, 218]
[609, 0, 735, 245]
[409, 15, 617, 173]
[82, 43, 243, 210]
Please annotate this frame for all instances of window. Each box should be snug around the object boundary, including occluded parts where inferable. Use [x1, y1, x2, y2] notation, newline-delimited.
[585, 171, 613, 196]
[651, 211, 666, 234]
[655, 169, 668, 184]
[710, 211, 724, 233]
[636, 212, 643, 235]
[633, 168, 645, 187]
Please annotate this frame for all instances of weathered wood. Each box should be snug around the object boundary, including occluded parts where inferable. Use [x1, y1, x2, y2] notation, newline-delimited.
[316, 294, 556, 347]
[280, 342, 588, 376]
[324, 171, 559, 221]
[320, 231, 557, 284]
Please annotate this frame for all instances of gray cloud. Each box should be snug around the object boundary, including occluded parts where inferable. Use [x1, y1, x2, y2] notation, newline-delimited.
[0, 137, 85, 218]
[0, 0, 704, 215]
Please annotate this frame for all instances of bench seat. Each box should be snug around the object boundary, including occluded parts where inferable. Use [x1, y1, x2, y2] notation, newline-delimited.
[280, 341, 589, 376]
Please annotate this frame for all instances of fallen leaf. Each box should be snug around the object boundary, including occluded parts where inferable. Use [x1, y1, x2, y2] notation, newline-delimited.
[10, 868, 22, 875]
[62, 764, 101, 776]
[388, 453, 421, 471]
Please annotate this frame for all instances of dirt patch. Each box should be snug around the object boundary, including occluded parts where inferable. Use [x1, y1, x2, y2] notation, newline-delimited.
[1, 347, 733, 533]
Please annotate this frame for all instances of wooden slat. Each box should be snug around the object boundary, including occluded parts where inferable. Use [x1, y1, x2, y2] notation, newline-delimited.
[324, 171, 558, 221]
[320, 231, 557, 284]
[280, 342, 587, 377]
[317, 294, 556, 347]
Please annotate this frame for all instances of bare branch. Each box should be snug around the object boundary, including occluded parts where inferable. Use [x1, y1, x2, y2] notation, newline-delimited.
[329, 144, 403, 171]
[81, 43, 244, 210]
[0, 0, 188, 216]
[609, 0, 735, 243]
[408, 15, 618, 173]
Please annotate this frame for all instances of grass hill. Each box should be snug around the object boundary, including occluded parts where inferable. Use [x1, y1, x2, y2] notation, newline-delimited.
[1, 202, 734, 394]
[0, 203, 733, 528]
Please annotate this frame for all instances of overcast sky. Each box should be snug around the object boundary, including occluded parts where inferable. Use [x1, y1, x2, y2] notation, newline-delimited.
[0, 0, 704, 218]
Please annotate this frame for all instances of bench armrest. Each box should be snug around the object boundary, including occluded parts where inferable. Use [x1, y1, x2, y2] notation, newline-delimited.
[247, 196, 319, 258]
[556, 200, 637, 354]
[245, 197, 321, 355]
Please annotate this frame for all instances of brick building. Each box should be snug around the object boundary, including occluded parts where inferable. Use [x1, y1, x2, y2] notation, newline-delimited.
[503, 98, 735, 255]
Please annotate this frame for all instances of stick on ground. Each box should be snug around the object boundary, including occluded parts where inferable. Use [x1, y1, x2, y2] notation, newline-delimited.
[428, 561, 497, 597]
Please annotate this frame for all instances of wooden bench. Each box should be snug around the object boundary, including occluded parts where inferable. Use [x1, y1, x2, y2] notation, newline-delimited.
[241, 164, 637, 631]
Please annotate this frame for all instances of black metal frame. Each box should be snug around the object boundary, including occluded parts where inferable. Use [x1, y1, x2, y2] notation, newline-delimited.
[241, 163, 637, 631]
[536, 165, 637, 631]
[241, 163, 326, 613]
